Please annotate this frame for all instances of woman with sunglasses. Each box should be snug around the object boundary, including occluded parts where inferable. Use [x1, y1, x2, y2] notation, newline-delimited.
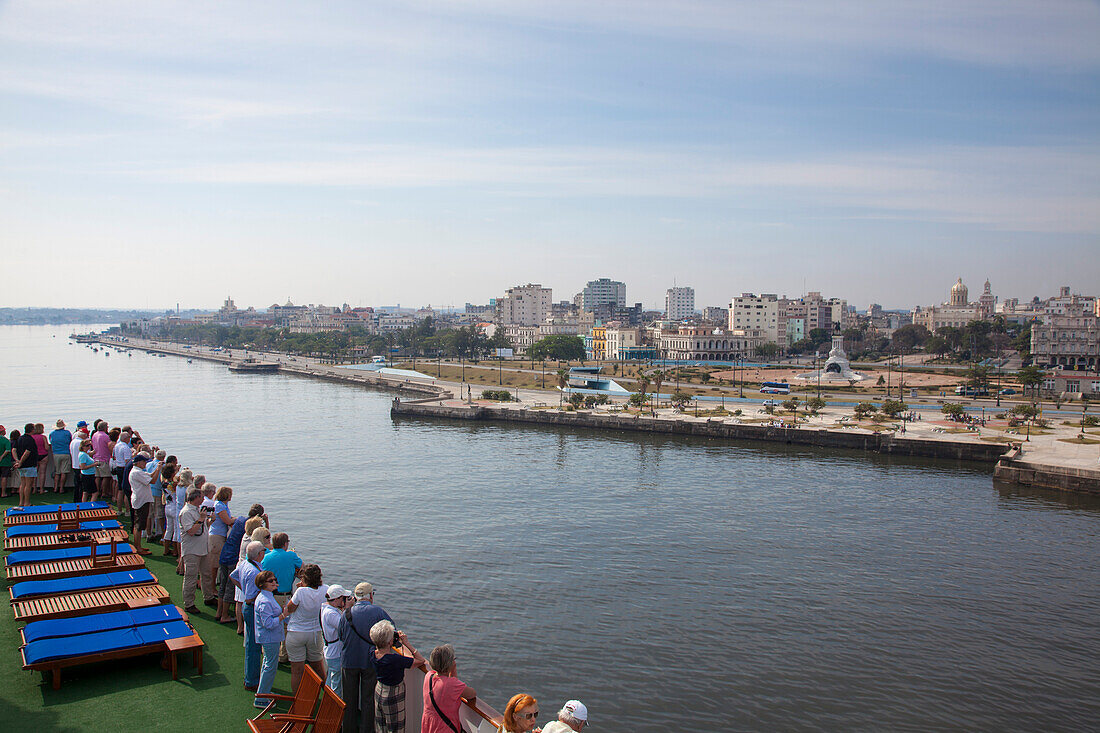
[499, 693, 541, 733]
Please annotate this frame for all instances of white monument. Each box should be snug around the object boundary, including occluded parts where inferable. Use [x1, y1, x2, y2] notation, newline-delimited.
[795, 328, 864, 382]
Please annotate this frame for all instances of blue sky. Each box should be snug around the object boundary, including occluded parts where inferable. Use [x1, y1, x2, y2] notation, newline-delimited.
[2, 0, 1098, 311]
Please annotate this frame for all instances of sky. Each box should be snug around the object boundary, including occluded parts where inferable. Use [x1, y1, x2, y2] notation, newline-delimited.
[2, 0, 1098, 311]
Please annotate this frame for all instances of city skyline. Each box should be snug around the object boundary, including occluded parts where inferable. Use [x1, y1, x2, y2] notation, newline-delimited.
[2, 1, 1098, 309]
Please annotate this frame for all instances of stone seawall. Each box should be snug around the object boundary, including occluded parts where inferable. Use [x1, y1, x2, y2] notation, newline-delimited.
[993, 459, 1100, 495]
[390, 400, 1011, 464]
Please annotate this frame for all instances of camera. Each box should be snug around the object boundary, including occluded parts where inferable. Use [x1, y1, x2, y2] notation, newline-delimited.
[391, 630, 402, 648]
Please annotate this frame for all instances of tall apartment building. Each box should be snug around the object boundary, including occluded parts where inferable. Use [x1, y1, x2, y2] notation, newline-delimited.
[730, 294, 781, 345]
[730, 291, 847, 347]
[665, 286, 695, 321]
[496, 284, 552, 326]
[581, 278, 626, 311]
[701, 306, 728, 325]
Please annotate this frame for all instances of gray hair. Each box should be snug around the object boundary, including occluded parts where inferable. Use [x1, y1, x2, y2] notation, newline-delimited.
[559, 709, 581, 726]
[429, 644, 456, 674]
[193, 474, 206, 490]
[202, 483, 217, 496]
[185, 487, 202, 503]
[369, 619, 395, 648]
[155, 449, 166, 460]
[245, 540, 265, 560]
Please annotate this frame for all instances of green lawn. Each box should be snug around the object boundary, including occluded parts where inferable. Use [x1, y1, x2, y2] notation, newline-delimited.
[1, 492, 292, 732]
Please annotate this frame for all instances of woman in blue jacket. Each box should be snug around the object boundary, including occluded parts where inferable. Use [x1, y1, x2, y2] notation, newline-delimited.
[253, 570, 287, 707]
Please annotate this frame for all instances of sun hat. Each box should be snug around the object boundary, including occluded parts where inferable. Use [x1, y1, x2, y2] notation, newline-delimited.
[353, 582, 373, 599]
[326, 584, 353, 600]
[56, 419, 66, 428]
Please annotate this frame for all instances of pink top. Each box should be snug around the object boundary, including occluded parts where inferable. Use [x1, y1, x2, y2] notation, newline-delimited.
[32, 434, 48, 458]
[91, 431, 111, 461]
[421, 673, 466, 733]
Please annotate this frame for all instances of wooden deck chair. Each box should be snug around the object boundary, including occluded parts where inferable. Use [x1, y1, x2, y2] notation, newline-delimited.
[249, 664, 324, 732]
[20, 612, 204, 690]
[12, 584, 170, 622]
[247, 683, 345, 733]
[4, 503, 116, 528]
[5, 539, 143, 582]
[5, 526, 129, 552]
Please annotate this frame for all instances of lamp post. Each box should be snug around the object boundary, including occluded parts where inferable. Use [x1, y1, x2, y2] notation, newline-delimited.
[739, 355, 744, 398]
[815, 350, 821, 400]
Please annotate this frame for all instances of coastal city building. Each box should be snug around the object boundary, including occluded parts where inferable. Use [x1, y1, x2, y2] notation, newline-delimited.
[665, 286, 695, 321]
[658, 325, 762, 361]
[581, 278, 627, 311]
[1030, 295, 1099, 370]
[496, 284, 552, 326]
[912, 278, 995, 332]
[701, 306, 728, 325]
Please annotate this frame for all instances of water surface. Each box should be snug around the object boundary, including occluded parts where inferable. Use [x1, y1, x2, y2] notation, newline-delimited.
[3, 325, 1099, 731]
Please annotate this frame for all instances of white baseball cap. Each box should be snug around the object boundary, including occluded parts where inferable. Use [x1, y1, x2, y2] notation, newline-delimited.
[562, 700, 588, 722]
[326, 584, 353, 600]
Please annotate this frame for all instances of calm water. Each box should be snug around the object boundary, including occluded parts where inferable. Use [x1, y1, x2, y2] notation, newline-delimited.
[4, 325, 1100, 731]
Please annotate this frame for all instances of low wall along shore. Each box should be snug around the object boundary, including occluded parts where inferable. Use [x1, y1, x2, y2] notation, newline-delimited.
[88, 336, 1100, 495]
[391, 399, 1011, 463]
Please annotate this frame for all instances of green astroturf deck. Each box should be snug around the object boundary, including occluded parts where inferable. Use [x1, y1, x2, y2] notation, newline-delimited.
[1, 492, 292, 733]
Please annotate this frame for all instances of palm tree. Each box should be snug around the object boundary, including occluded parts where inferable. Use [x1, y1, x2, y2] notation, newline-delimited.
[650, 369, 665, 416]
[557, 367, 570, 408]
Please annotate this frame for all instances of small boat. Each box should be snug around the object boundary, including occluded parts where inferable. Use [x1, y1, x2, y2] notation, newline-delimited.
[187, 359, 193, 364]
[229, 357, 279, 373]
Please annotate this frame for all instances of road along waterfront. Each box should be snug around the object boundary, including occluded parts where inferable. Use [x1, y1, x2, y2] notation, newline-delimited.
[10, 325, 1100, 731]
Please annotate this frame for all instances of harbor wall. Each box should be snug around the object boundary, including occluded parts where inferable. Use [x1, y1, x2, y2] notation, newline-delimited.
[390, 400, 1011, 463]
[88, 338, 445, 398]
[993, 454, 1100, 495]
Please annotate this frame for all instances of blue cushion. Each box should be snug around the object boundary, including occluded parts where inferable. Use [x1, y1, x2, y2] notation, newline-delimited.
[7, 544, 134, 565]
[23, 605, 182, 643]
[5, 520, 122, 538]
[11, 569, 157, 599]
[23, 619, 193, 665]
[6, 502, 110, 517]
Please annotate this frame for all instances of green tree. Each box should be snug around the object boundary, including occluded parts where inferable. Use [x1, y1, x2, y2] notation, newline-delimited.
[782, 397, 801, 416]
[891, 324, 931, 353]
[527, 334, 585, 361]
[881, 399, 908, 417]
[670, 391, 692, 411]
[556, 368, 570, 408]
[854, 402, 878, 419]
[941, 403, 966, 421]
[756, 342, 780, 359]
[1016, 365, 1044, 400]
[808, 328, 831, 348]
[925, 336, 950, 356]
[966, 365, 992, 390]
[805, 396, 826, 414]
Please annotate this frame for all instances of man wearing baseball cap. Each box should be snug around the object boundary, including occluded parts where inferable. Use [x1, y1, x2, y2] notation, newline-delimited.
[127, 453, 161, 555]
[320, 584, 353, 696]
[543, 700, 590, 732]
[49, 420, 73, 496]
[69, 423, 90, 502]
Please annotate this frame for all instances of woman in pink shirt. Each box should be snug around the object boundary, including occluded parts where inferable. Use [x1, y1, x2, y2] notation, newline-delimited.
[422, 644, 477, 733]
[32, 424, 50, 494]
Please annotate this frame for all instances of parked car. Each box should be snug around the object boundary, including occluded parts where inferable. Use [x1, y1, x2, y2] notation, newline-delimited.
[999, 388, 1017, 395]
[762, 399, 780, 407]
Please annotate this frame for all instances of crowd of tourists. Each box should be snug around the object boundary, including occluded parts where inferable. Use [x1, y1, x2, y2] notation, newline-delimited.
[1, 417, 591, 733]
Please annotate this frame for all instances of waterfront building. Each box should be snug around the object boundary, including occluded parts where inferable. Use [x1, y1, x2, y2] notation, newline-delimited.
[496, 284, 552, 326]
[911, 278, 992, 332]
[1041, 370, 1100, 397]
[588, 326, 607, 360]
[502, 324, 539, 355]
[1030, 296, 1099, 370]
[665, 286, 695, 321]
[730, 294, 781, 345]
[581, 278, 627, 311]
[605, 325, 642, 360]
[658, 325, 761, 361]
[701, 306, 728, 325]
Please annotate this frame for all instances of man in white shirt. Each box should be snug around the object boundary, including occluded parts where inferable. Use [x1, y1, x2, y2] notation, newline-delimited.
[320, 584, 353, 697]
[69, 424, 89, 502]
[179, 487, 215, 613]
[127, 453, 160, 556]
[542, 700, 589, 733]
